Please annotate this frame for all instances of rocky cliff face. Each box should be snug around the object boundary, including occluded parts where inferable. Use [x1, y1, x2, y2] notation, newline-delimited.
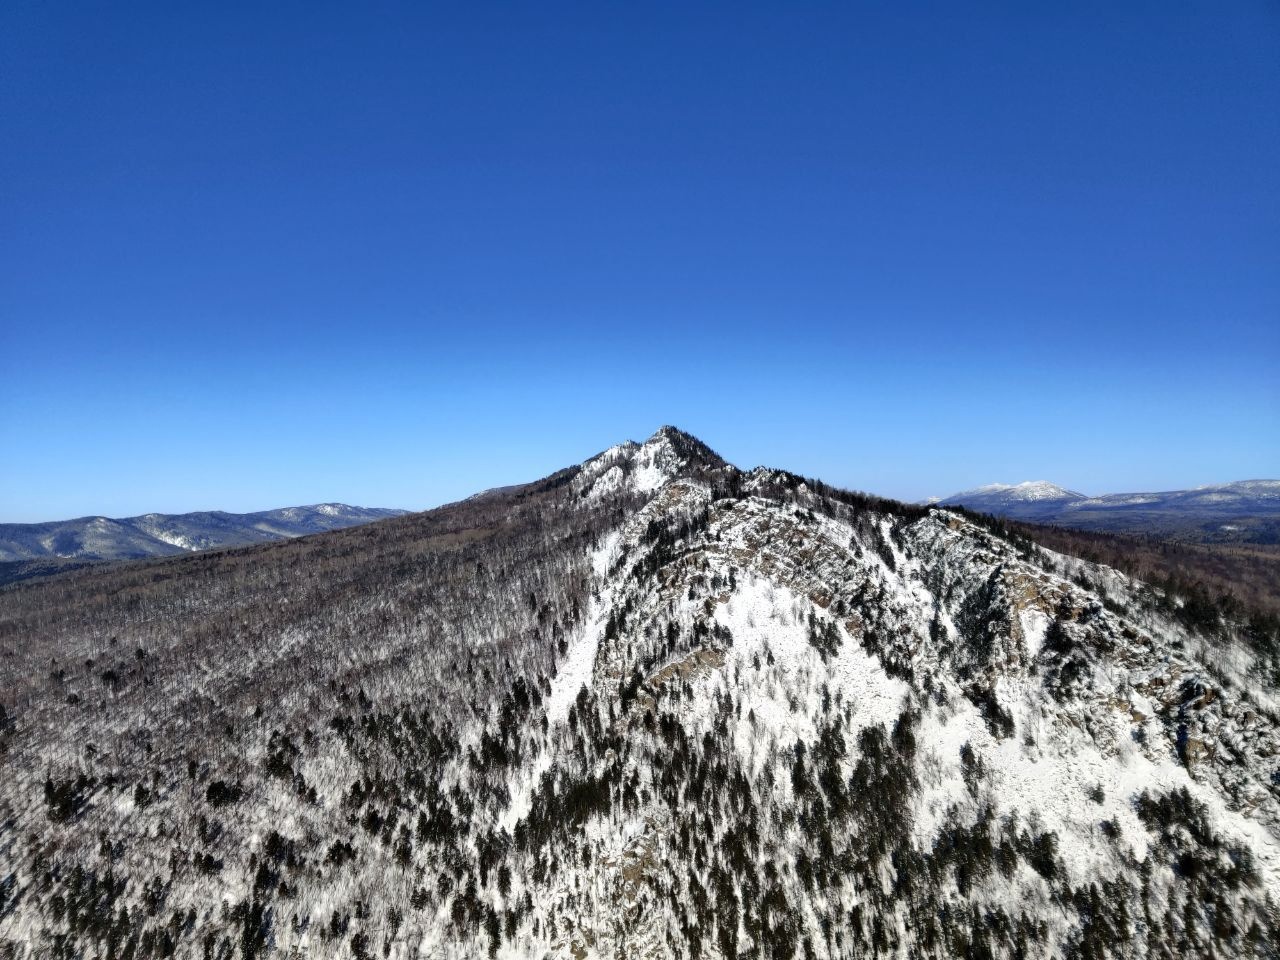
[1, 429, 1277, 959]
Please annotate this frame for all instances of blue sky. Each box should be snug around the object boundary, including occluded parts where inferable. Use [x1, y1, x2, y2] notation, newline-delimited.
[2, 1, 1277, 521]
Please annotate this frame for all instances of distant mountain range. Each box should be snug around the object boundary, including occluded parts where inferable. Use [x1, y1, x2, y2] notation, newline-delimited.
[932, 479, 1280, 542]
[0, 503, 407, 563]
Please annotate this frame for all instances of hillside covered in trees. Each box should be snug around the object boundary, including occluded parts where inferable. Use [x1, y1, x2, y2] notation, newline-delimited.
[1, 428, 1277, 959]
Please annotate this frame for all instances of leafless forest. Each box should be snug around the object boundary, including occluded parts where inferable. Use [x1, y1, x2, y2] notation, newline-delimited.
[1, 430, 1277, 959]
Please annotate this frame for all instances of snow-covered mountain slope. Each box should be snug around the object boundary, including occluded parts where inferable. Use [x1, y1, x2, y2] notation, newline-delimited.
[0, 503, 407, 562]
[937, 479, 1280, 542]
[1, 428, 1277, 959]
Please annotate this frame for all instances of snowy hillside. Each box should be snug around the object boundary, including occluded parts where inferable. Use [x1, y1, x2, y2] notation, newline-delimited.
[1, 427, 1277, 958]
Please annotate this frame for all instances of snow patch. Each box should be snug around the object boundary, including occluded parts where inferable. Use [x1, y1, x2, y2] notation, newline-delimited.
[711, 576, 909, 765]
[1020, 607, 1049, 658]
[502, 532, 620, 830]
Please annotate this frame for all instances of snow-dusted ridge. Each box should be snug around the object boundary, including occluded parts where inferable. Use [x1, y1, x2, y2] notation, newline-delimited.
[946, 480, 1085, 502]
[0, 502, 407, 562]
[933, 475, 1280, 539]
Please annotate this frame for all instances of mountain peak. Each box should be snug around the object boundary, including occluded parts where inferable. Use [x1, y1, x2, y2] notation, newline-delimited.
[936, 480, 1086, 515]
[577, 427, 730, 499]
[648, 424, 688, 442]
[641, 425, 726, 467]
[1000, 480, 1084, 501]
[934, 476, 1280, 538]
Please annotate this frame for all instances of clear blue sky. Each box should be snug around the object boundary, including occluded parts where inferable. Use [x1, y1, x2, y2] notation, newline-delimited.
[2, 1, 1277, 522]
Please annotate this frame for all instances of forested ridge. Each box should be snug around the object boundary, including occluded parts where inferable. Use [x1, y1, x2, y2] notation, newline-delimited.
[1, 428, 1277, 959]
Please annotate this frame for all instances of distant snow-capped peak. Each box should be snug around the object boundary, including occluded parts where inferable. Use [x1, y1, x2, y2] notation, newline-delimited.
[944, 480, 1085, 503]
